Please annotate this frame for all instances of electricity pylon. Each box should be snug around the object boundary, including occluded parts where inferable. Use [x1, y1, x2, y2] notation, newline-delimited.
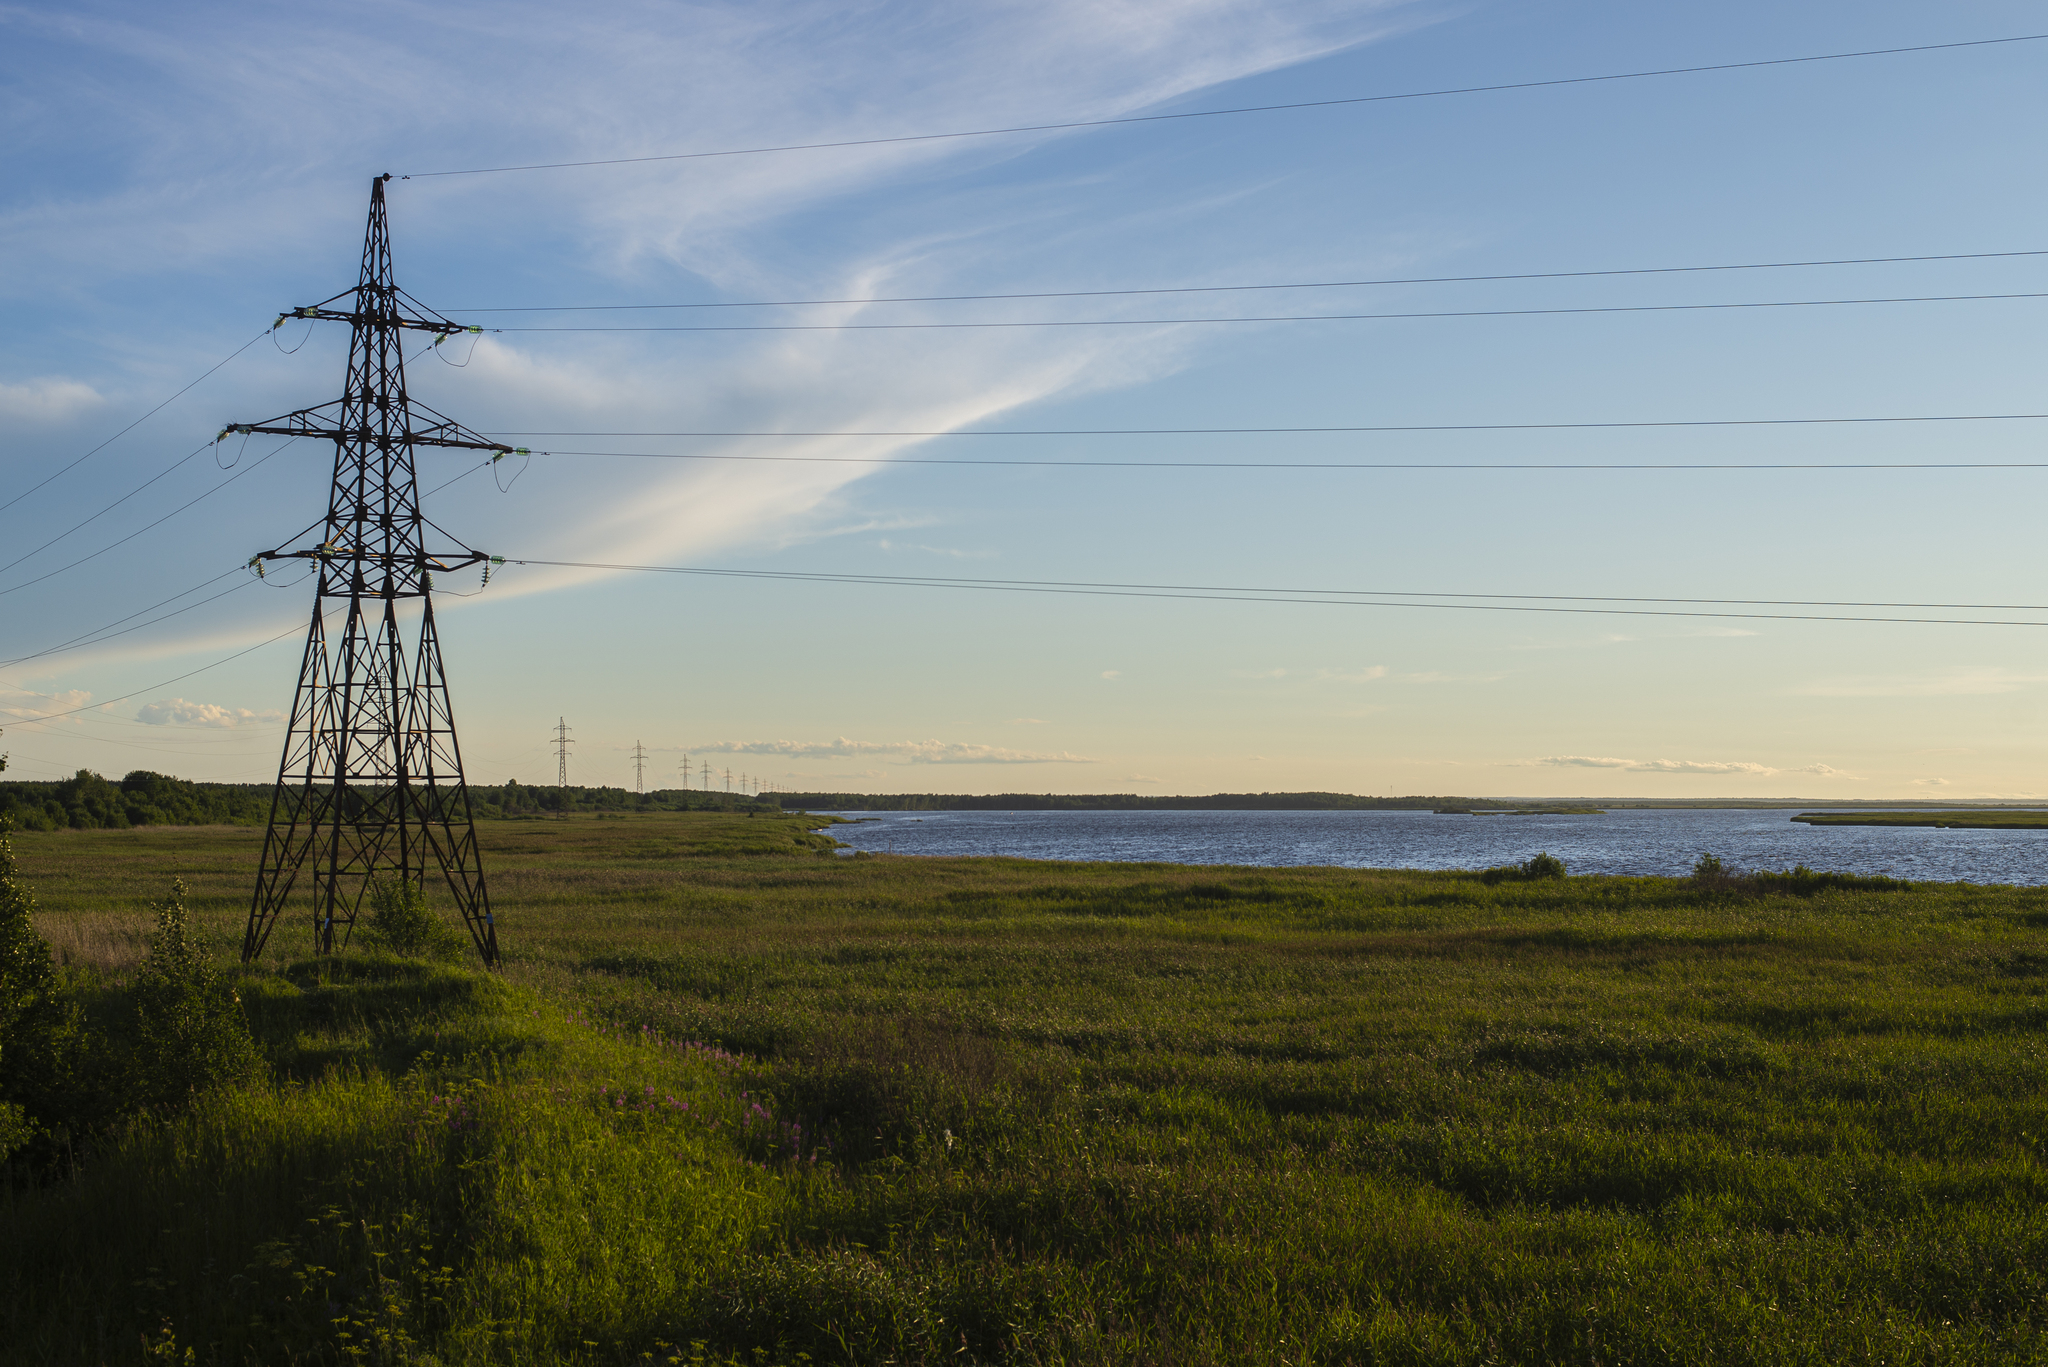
[631, 740, 649, 794]
[555, 718, 574, 787]
[236, 175, 511, 966]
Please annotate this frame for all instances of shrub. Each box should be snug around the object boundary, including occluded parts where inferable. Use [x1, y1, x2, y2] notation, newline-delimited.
[0, 816, 57, 1051]
[128, 879, 260, 1109]
[1478, 852, 1568, 884]
[363, 878, 462, 960]
[1750, 864, 1913, 896]
[0, 816, 66, 1163]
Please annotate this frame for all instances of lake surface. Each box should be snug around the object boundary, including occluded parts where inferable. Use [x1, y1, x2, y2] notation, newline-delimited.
[816, 808, 2048, 885]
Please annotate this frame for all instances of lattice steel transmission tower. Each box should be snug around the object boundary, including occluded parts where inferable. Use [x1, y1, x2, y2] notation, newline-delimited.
[631, 741, 649, 794]
[554, 718, 574, 787]
[235, 175, 511, 966]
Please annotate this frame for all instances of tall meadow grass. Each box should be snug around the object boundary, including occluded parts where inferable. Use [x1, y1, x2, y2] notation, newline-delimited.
[4, 813, 2048, 1362]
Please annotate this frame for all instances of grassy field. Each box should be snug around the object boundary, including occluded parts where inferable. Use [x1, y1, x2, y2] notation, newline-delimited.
[6, 812, 2048, 1364]
[1793, 810, 2048, 829]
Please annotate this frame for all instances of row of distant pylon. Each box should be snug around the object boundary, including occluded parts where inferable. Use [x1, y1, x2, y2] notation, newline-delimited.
[553, 718, 774, 797]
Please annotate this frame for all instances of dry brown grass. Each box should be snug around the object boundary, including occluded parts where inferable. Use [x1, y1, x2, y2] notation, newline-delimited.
[34, 911, 153, 973]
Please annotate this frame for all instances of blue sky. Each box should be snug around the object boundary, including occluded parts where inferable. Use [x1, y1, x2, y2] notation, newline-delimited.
[4, 0, 2047, 798]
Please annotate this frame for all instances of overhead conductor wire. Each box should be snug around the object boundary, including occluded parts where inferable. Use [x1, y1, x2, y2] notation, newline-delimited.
[485, 414, 2048, 438]
[0, 438, 223, 579]
[0, 440, 294, 600]
[479, 290, 2048, 333]
[490, 560, 2048, 628]
[0, 570, 261, 672]
[448, 249, 2048, 313]
[0, 611, 336, 728]
[400, 33, 2048, 177]
[0, 329, 270, 518]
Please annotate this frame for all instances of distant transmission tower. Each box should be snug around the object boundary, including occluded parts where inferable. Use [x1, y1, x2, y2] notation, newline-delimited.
[631, 740, 649, 794]
[236, 176, 510, 967]
[681, 752, 690, 789]
[700, 761, 710, 789]
[555, 718, 574, 787]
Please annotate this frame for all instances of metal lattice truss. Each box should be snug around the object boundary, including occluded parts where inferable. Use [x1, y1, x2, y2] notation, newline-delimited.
[239, 175, 505, 966]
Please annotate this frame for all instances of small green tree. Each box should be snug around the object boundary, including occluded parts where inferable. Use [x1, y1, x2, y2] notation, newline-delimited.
[0, 815, 58, 1159]
[1521, 852, 1567, 880]
[129, 879, 259, 1107]
[1690, 851, 1754, 896]
[364, 878, 454, 958]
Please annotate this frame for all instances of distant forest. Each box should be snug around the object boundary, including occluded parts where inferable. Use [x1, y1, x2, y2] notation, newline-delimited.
[0, 772, 770, 830]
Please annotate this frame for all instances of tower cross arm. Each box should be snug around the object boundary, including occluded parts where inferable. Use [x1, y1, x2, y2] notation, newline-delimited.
[220, 406, 520, 456]
[273, 289, 483, 337]
[275, 306, 475, 336]
[250, 545, 500, 572]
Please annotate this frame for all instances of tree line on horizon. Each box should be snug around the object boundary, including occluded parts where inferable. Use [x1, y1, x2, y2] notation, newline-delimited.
[0, 772, 774, 831]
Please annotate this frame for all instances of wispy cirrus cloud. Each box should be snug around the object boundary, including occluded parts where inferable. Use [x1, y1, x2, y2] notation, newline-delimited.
[1527, 755, 1848, 777]
[1791, 669, 2048, 698]
[0, 0, 1434, 664]
[691, 737, 1092, 764]
[1239, 665, 1497, 685]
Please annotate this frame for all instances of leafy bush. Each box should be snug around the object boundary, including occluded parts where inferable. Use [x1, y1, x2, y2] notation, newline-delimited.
[128, 879, 260, 1110]
[0, 816, 68, 1163]
[1750, 864, 1913, 896]
[1690, 851, 1745, 895]
[1691, 854, 1910, 900]
[363, 878, 463, 960]
[1479, 851, 1568, 884]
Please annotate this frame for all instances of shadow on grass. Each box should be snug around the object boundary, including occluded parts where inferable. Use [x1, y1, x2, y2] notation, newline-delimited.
[242, 953, 546, 1080]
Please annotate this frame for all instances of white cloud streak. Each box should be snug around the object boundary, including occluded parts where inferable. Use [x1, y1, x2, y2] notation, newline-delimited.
[691, 737, 1093, 764]
[0, 377, 102, 422]
[1791, 669, 2048, 698]
[1528, 755, 1848, 777]
[135, 697, 284, 728]
[0, 0, 1432, 673]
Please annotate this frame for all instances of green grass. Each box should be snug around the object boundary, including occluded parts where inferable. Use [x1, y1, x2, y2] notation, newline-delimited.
[1793, 810, 2048, 828]
[7, 812, 2048, 1363]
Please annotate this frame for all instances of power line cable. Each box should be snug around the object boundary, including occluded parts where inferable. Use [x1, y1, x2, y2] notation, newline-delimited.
[0, 715, 280, 758]
[0, 676, 292, 737]
[444, 248, 2048, 313]
[0, 572, 259, 672]
[0, 329, 270, 519]
[493, 559, 2048, 627]
[0, 441, 291, 601]
[483, 290, 2048, 333]
[506, 448, 2048, 472]
[486, 412, 2048, 442]
[423, 457, 503, 497]
[0, 439, 218, 579]
[400, 33, 2048, 178]
[0, 612, 330, 727]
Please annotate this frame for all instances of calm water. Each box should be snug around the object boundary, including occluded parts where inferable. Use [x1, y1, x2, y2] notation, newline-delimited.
[817, 808, 2048, 885]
